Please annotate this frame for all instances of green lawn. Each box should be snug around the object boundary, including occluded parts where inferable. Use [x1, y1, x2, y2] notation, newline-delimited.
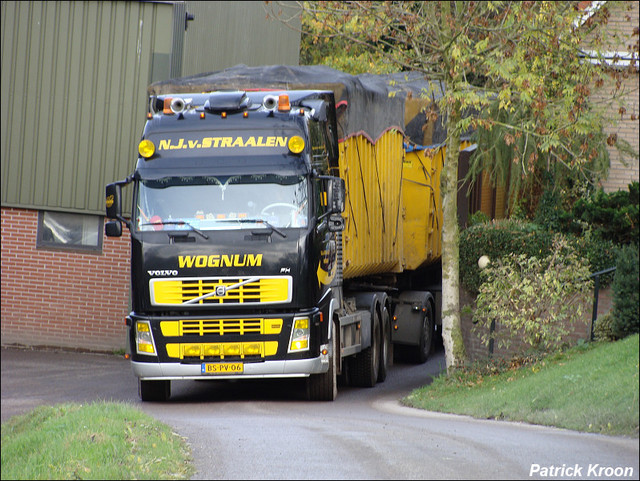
[1, 401, 194, 480]
[403, 334, 639, 437]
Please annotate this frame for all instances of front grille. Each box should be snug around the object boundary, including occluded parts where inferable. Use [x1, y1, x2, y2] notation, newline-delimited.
[150, 276, 292, 306]
[160, 318, 283, 337]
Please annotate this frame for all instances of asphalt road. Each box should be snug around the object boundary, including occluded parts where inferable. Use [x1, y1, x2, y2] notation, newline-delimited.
[2, 345, 638, 480]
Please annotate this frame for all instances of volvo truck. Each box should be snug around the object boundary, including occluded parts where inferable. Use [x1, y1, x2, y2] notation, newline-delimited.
[106, 65, 450, 401]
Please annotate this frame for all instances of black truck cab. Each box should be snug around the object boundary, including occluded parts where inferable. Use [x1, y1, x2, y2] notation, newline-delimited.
[106, 90, 345, 400]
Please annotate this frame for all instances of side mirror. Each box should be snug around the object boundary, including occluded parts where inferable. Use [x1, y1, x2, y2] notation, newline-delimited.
[327, 177, 345, 214]
[105, 220, 123, 237]
[105, 183, 122, 220]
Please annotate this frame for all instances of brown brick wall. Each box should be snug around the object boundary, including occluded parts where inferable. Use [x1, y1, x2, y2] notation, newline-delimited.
[595, 71, 640, 193]
[1, 207, 130, 351]
[460, 286, 613, 362]
[587, 1, 639, 193]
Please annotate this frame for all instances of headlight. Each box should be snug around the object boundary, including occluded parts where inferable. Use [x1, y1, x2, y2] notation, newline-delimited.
[136, 321, 157, 355]
[288, 317, 310, 352]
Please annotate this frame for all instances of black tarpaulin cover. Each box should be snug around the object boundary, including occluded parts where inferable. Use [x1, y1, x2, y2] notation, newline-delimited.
[148, 64, 446, 147]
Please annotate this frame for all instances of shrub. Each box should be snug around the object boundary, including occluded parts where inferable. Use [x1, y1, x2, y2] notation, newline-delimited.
[534, 185, 578, 234]
[568, 231, 618, 287]
[472, 237, 593, 355]
[460, 219, 554, 295]
[468, 210, 490, 227]
[611, 244, 639, 339]
[593, 312, 616, 342]
[572, 182, 639, 246]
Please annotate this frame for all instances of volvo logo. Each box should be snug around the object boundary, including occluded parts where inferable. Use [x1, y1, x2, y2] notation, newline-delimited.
[147, 270, 178, 277]
[215, 285, 226, 297]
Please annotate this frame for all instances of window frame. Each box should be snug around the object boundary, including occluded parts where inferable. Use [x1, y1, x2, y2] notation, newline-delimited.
[36, 210, 104, 254]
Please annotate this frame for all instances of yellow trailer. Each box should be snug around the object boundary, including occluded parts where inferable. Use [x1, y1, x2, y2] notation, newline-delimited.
[339, 134, 447, 279]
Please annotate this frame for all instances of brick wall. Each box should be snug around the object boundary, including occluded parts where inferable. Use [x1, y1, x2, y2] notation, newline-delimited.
[460, 286, 613, 362]
[594, 70, 640, 193]
[1, 207, 130, 351]
[587, 1, 639, 193]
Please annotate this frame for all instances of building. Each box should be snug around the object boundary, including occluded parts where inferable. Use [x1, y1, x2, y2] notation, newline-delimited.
[1, 1, 301, 351]
[580, 1, 639, 193]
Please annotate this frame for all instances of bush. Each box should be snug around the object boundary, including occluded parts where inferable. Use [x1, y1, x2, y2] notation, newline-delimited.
[460, 219, 554, 295]
[593, 312, 616, 342]
[572, 182, 639, 245]
[472, 237, 593, 355]
[534, 185, 578, 234]
[568, 231, 618, 287]
[611, 244, 639, 339]
[468, 210, 491, 227]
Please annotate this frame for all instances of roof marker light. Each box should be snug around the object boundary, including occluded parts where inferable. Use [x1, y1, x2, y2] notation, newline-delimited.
[278, 94, 291, 112]
[163, 98, 174, 115]
[221, 112, 227, 119]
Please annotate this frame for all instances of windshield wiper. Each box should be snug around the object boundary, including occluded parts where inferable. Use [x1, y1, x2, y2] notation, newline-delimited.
[216, 218, 287, 238]
[140, 220, 209, 239]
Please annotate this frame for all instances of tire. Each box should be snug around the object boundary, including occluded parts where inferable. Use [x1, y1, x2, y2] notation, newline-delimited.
[412, 302, 434, 364]
[377, 305, 391, 383]
[138, 379, 171, 402]
[306, 322, 338, 401]
[349, 308, 380, 387]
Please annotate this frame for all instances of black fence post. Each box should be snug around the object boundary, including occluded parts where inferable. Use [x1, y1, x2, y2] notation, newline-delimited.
[590, 267, 617, 341]
[488, 319, 495, 357]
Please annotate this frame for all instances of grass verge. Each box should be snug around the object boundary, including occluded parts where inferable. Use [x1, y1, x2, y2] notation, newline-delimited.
[1, 401, 194, 480]
[403, 334, 639, 437]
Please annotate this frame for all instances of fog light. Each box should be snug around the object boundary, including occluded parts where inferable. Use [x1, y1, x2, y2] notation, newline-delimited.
[224, 344, 241, 357]
[183, 344, 201, 357]
[243, 343, 262, 356]
[204, 344, 221, 357]
[138, 139, 155, 158]
[288, 135, 305, 154]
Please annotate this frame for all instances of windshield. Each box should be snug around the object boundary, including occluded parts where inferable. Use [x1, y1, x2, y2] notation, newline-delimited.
[135, 174, 309, 232]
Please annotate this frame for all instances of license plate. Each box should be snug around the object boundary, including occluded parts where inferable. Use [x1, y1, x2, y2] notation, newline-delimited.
[201, 362, 244, 375]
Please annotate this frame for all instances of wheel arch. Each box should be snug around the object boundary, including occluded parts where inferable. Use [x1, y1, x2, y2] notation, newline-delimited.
[391, 290, 435, 346]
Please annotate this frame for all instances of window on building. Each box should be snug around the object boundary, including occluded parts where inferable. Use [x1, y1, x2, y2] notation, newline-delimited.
[37, 211, 103, 253]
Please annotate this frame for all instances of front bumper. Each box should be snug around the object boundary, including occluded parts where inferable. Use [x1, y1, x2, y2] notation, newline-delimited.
[132, 354, 329, 381]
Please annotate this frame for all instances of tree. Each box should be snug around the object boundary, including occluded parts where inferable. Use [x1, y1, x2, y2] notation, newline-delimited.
[298, 3, 397, 74]
[265, 1, 638, 372]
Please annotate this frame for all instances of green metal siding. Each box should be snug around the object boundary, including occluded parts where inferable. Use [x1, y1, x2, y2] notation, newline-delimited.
[1, 1, 174, 215]
[180, 1, 301, 77]
[1, 0, 301, 216]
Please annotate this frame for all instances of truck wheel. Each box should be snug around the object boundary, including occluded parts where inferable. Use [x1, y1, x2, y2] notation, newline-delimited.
[377, 305, 391, 383]
[412, 302, 434, 364]
[306, 322, 338, 401]
[138, 379, 171, 402]
[349, 308, 380, 387]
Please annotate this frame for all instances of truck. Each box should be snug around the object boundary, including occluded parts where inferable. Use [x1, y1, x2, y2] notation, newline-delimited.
[105, 65, 457, 401]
